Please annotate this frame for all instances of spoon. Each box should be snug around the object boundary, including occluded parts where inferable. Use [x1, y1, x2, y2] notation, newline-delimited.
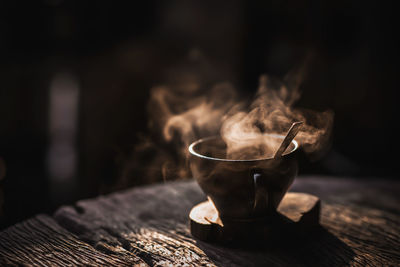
[273, 121, 303, 159]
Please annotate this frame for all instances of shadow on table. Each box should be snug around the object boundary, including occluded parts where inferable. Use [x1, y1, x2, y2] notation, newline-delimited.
[194, 225, 356, 266]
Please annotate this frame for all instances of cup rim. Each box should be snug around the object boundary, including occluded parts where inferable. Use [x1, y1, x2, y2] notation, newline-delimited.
[188, 134, 299, 162]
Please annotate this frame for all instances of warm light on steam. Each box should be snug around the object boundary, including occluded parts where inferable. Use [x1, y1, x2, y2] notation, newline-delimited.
[221, 74, 333, 160]
[154, 72, 333, 162]
[124, 66, 334, 181]
[149, 82, 239, 156]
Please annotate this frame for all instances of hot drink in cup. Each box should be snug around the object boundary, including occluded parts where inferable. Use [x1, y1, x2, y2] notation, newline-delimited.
[188, 134, 299, 220]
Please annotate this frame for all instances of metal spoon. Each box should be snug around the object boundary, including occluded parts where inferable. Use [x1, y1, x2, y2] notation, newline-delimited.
[274, 121, 303, 159]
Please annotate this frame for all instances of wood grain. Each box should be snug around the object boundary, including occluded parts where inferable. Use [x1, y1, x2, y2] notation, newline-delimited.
[53, 177, 400, 266]
[0, 176, 399, 266]
[0, 214, 148, 266]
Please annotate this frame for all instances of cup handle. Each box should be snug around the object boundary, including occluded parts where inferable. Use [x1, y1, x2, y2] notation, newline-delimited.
[252, 170, 274, 215]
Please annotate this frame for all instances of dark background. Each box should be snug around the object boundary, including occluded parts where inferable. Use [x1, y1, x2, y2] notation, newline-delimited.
[0, 0, 398, 229]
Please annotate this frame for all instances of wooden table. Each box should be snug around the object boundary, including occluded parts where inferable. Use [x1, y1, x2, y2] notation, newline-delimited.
[1, 176, 399, 266]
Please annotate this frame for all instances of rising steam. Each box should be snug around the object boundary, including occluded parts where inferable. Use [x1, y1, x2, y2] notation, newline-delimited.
[221, 73, 334, 160]
[121, 64, 333, 183]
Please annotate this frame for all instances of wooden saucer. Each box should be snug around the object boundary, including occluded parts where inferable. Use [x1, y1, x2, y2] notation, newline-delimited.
[189, 192, 320, 243]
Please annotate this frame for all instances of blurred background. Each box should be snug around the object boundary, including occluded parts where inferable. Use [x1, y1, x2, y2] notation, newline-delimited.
[0, 0, 398, 229]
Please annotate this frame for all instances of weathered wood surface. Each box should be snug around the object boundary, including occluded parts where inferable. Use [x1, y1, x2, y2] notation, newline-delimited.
[0, 176, 399, 266]
[0, 214, 147, 266]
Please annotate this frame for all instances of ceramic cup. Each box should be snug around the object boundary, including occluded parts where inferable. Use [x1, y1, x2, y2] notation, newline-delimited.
[189, 135, 299, 220]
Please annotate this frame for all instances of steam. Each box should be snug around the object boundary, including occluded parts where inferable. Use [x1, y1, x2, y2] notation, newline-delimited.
[221, 74, 334, 160]
[149, 82, 240, 174]
[153, 70, 333, 163]
[121, 64, 333, 183]
[153, 82, 238, 147]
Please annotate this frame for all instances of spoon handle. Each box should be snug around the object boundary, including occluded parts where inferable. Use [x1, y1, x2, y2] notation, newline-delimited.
[274, 121, 303, 159]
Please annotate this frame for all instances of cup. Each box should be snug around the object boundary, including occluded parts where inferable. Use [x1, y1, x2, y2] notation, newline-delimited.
[188, 134, 299, 220]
